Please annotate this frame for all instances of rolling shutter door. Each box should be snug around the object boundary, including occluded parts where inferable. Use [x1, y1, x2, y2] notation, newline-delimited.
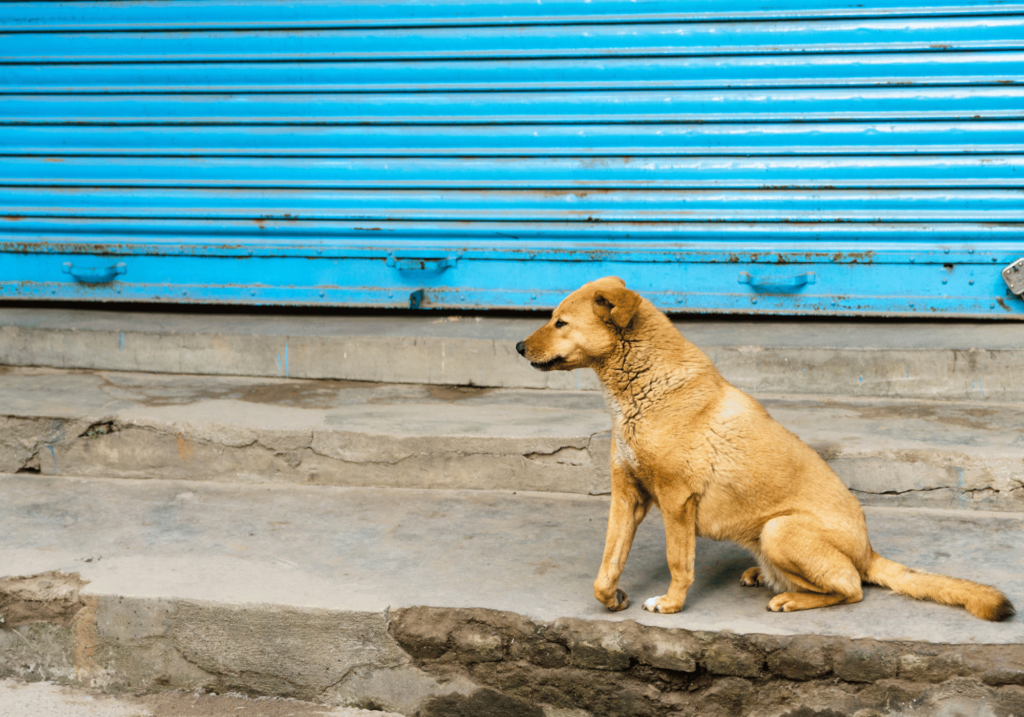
[1, 0, 1022, 317]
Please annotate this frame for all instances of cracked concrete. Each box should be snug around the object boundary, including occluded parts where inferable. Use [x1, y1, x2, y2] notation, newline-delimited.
[2, 309, 1022, 402]
[1, 475, 1023, 716]
[0, 367, 1021, 509]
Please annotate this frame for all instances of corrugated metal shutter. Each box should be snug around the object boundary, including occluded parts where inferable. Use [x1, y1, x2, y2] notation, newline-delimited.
[1, 0, 1022, 317]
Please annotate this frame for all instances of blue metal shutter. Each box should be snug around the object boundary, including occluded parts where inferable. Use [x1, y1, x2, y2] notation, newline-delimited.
[1, 0, 1022, 317]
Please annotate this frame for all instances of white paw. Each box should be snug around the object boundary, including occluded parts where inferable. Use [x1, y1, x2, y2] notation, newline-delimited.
[642, 596, 664, 613]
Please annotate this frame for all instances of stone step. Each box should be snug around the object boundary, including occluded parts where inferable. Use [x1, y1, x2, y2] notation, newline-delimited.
[2, 475, 1022, 717]
[1, 367, 1022, 512]
[2, 308, 1022, 402]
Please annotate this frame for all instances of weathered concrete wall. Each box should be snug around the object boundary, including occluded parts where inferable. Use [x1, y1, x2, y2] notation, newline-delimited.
[3, 575, 1023, 717]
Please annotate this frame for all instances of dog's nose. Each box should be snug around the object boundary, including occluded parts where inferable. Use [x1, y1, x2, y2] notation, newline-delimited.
[516, 341, 526, 356]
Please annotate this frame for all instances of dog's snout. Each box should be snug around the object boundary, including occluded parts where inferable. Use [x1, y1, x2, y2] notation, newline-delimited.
[516, 340, 527, 356]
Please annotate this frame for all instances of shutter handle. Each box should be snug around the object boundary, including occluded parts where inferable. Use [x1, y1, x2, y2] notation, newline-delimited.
[738, 271, 816, 290]
[62, 262, 127, 284]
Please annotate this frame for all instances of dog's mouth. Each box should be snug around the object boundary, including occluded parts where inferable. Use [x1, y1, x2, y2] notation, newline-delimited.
[530, 356, 563, 371]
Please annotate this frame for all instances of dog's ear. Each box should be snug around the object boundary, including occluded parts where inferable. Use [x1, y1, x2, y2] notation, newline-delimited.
[594, 286, 641, 329]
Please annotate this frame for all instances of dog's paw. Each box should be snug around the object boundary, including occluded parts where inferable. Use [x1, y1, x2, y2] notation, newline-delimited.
[642, 595, 682, 614]
[603, 588, 630, 612]
[740, 567, 765, 587]
[767, 593, 798, 612]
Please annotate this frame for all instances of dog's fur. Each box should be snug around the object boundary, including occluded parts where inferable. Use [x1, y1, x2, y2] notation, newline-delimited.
[516, 276, 1014, 621]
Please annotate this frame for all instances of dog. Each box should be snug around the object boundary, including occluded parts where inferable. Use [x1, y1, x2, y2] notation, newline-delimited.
[516, 276, 1014, 621]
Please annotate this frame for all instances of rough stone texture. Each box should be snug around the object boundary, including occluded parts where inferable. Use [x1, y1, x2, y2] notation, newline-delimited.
[3, 577, 1024, 715]
[169, 603, 409, 700]
[327, 664, 478, 715]
[2, 309, 1022, 402]
[389, 607, 1024, 717]
[833, 641, 901, 683]
[703, 636, 764, 678]
[1, 368, 1023, 509]
[766, 636, 832, 681]
[0, 571, 88, 628]
[0, 679, 407, 717]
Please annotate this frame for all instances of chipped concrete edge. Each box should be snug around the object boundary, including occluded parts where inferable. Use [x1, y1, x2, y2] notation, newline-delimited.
[3, 575, 1024, 717]
[2, 414, 1022, 511]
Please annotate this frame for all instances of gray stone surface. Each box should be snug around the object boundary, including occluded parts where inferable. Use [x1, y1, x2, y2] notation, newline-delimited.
[1, 475, 1020, 645]
[3, 476, 1024, 716]
[2, 308, 1022, 401]
[0, 679, 403, 717]
[1, 367, 1021, 509]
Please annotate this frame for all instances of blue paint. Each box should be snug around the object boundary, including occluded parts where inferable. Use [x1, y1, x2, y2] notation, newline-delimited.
[957, 466, 966, 509]
[276, 353, 282, 377]
[1, 0, 1023, 318]
[48, 445, 56, 471]
[118, 331, 125, 350]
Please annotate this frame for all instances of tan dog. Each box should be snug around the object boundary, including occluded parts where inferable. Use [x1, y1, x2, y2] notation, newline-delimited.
[516, 276, 1014, 621]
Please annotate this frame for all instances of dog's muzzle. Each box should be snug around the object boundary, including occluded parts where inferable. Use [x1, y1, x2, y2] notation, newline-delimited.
[516, 341, 527, 356]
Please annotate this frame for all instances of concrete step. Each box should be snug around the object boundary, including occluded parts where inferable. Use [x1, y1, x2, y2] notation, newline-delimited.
[2, 308, 1022, 402]
[2, 475, 1023, 717]
[1, 367, 1022, 512]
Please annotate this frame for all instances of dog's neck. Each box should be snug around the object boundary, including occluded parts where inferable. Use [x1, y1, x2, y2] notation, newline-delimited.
[593, 308, 716, 419]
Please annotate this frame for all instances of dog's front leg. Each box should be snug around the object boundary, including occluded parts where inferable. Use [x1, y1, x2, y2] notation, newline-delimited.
[643, 492, 697, 614]
[594, 461, 650, 611]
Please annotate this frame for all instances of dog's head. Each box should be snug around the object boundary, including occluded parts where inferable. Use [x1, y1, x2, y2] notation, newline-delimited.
[516, 276, 642, 371]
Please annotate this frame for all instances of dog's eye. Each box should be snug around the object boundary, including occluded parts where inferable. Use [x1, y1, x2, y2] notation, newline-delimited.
[555, 319, 567, 329]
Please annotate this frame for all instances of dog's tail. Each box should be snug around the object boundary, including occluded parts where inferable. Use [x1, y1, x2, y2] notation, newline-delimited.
[864, 551, 1014, 622]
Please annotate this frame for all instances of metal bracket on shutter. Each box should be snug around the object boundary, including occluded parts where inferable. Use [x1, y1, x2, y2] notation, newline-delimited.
[386, 253, 460, 272]
[1002, 258, 1024, 297]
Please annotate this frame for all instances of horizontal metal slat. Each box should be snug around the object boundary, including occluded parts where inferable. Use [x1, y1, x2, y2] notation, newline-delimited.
[4, 219, 1024, 246]
[4, 16, 1023, 63]
[3, 122, 1023, 157]
[4, 0, 1024, 32]
[1, 155, 1021, 189]
[2, 249, 1020, 317]
[3, 88, 1023, 126]
[3, 53, 1022, 94]
[4, 187, 1024, 223]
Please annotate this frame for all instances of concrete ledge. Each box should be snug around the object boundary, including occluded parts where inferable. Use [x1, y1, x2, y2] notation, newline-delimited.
[1, 368, 1022, 510]
[2, 476, 1023, 716]
[2, 308, 1023, 401]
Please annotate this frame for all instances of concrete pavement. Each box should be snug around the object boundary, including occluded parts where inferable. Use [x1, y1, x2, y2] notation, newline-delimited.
[2, 474, 1023, 716]
[0, 679, 401, 717]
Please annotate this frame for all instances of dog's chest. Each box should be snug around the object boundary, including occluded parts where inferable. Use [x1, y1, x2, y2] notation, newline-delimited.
[603, 391, 643, 471]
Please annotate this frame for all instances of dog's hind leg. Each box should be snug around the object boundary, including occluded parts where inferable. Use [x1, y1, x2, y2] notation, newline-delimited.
[758, 517, 864, 613]
[594, 461, 651, 611]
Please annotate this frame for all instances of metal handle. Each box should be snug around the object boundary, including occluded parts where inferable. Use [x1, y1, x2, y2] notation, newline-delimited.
[386, 253, 459, 272]
[1003, 258, 1024, 297]
[62, 262, 126, 284]
[738, 271, 816, 289]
